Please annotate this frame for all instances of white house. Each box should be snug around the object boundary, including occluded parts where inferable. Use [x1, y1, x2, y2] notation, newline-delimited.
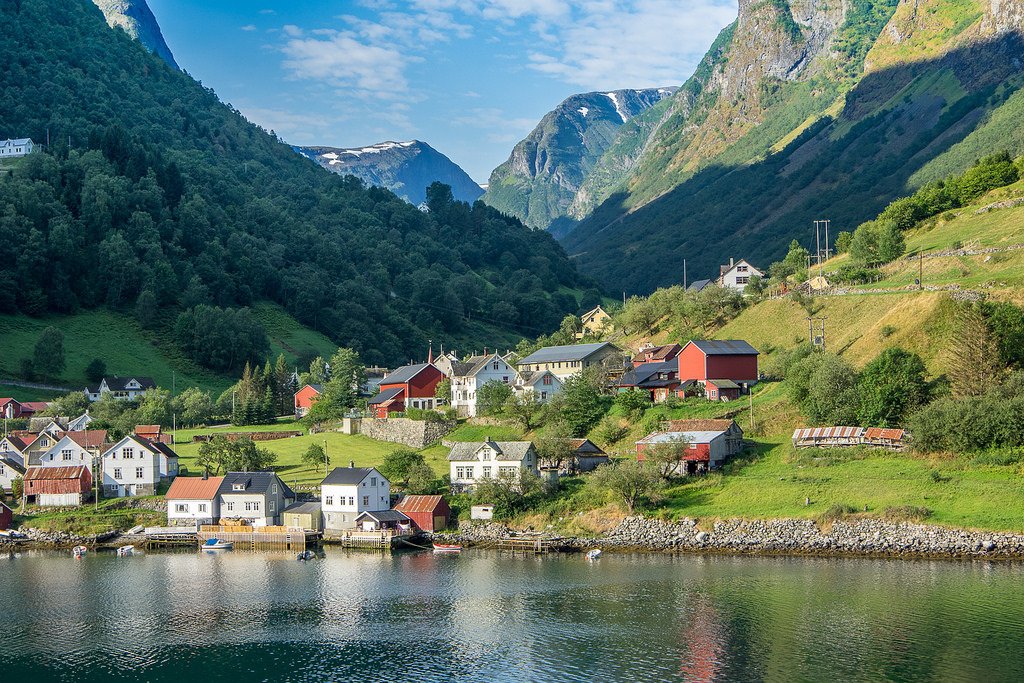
[66, 411, 93, 431]
[84, 376, 157, 402]
[320, 465, 391, 531]
[165, 476, 223, 527]
[0, 138, 33, 158]
[217, 472, 295, 527]
[33, 430, 107, 468]
[514, 369, 563, 403]
[0, 456, 25, 494]
[718, 258, 763, 292]
[449, 353, 518, 417]
[448, 440, 539, 492]
[101, 435, 177, 497]
[0, 435, 29, 468]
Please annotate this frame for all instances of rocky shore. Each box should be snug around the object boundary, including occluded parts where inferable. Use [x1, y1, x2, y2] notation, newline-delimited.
[437, 516, 1024, 560]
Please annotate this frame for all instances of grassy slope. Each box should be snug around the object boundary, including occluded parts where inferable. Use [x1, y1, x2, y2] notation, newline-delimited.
[0, 303, 339, 397]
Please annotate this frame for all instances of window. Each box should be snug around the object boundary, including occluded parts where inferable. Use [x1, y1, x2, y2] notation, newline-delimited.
[226, 502, 234, 512]
[40, 438, 49, 447]
[493, 362, 499, 370]
[500, 466, 517, 476]
[736, 276, 749, 285]
[326, 496, 334, 506]
[541, 391, 548, 400]
[62, 449, 73, 461]
[135, 467, 144, 479]
[370, 477, 377, 486]
[198, 504, 207, 513]
[113, 468, 122, 479]
[737, 265, 748, 272]
[362, 496, 369, 506]
[124, 448, 134, 459]
[689, 443, 698, 450]
[269, 501, 275, 513]
[482, 466, 491, 478]
[175, 504, 188, 513]
[348, 496, 355, 505]
[273, 484, 278, 495]
[542, 375, 552, 385]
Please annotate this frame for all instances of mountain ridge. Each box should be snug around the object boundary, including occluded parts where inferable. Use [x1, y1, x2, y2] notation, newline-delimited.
[92, 0, 178, 69]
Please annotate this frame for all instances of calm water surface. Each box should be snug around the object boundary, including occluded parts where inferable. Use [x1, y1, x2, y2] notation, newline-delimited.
[1, 548, 1022, 682]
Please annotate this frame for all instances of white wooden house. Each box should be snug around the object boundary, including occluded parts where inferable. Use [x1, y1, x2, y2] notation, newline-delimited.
[0, 138, 33, 158]
[33, 431, 107, 468]
[217, 472, 295, 527]
[718, 258, 763, 292]
[84, 376, 156, 402]
[448, 440, 539, 492]
[0, 456, 25, 494]
[320, 465, 391, 531]
[449, 353, 518, 417]
[165, 476, 223, 526]
[514, 369, 563, 403]
[100, 435, 177, 497]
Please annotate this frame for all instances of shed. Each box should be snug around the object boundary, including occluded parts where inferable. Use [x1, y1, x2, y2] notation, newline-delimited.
[24, 465, 92, 506]
[0, 501, 11, 530]
[282, 501, 323, 531]
[394, 495, 450, 532]
[471, 504, 494, 520]
[354, 509, 411, 532]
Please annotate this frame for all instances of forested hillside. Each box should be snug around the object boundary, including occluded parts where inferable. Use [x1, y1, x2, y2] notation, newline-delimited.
[560, 0, 1024, 293]
[0, 0, 594, 370]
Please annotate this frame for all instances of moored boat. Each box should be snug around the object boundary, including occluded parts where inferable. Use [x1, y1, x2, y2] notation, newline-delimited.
[296, 550, 315, 561]
[433, 544, 462, 553]
[72, 545, 88, 559]
[586, 549, 602, 560]
[117, 545, 135, 557]
[202, 538, 233, 550]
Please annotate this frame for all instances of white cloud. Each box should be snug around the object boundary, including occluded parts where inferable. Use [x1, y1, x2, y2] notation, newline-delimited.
[453, 107, 539, 143]
[282, 24, 304, 37]
[240, 24, 257, 32]
[282, 32, 409, 96]
[236, 105, 333, 143]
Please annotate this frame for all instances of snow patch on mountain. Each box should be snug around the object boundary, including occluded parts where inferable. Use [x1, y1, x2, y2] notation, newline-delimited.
[602, 92, 629, 122]
[578, 107, 590, 117]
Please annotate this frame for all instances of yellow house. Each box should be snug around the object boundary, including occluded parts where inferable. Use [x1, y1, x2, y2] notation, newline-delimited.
[516, 342, 626, 380]
[577, 305, 611, 338]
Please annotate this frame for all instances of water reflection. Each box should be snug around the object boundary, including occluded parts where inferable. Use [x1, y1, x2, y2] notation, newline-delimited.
[1, 550, 1024, 682]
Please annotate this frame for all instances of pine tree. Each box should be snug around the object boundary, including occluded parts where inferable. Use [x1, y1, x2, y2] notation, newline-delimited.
[274, 354, 292, 415]
[949, 305, 1003, 398]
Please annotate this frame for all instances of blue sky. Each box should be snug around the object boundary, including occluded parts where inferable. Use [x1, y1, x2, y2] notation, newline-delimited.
[147, 0, 737, 183]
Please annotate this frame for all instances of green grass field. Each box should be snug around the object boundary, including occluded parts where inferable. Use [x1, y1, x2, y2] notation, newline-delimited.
[0, 383, 61, 402]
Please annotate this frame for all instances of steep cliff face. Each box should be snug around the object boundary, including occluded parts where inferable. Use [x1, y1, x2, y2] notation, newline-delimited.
[92, 0, 178, 69]
[482, 88, 675, 230]
[295, 141, 483, 206]
[562, 0, 1024, 293]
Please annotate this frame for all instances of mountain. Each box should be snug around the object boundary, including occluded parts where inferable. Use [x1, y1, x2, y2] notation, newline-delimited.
[295, 140, 484, 206]
[0, 0, 591, 373]
[560, 0, 1024, 293]
[92, 0, 178, 69]
[482, 88, 676, 232]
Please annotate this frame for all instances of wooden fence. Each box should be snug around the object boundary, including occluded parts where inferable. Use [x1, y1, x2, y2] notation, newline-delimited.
[198, 525, 312, 551]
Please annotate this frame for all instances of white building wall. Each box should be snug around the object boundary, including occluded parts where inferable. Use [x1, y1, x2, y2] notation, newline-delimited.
[322, 474, 390, 530]
[167, 498, 219, 525]
[102, 440, 159, 497]
[38, 440, 92, 468]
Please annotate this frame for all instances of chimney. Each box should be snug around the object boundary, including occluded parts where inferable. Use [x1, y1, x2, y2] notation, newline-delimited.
[730, 257, 734, 267]
[349, 460, 355, 468]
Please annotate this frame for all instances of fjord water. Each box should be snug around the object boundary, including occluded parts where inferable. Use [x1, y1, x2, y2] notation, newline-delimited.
[2, 550, 1022, 682]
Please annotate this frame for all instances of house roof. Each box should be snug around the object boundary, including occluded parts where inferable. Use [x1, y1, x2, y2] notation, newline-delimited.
[618, 361, 677, 387]
[448, 441, 534, 462]
[707, 378, 741, 389]
[581, 305, 607, 322]
[567, 438, 606, 456]
[297, 383, 324, 395]
[65, 430, 108, 449]
[1, 458, 25, 475]
[394, 494, 447, 514]
[25, 465, 89, 481]
[282, 501, 322, 515]
[166, 476, 224, 500]
[450, 355, 496, 378]
[149, 441, 179, 460]
[28, 417, 67, 432]
[3, 138, 32, 146]
[322, 466, 377, 486]
[218, 472, 294, 498]
[687, 279, 714, 292]
[20, 402, 50, 413]
[355, 509, 410, 523]
[2, 435, 29, 451]
[135, 425, 162, 436]
[864, 427, 906, 441]
[517, 370, 558, 387]
[686, 339, 759, 356]
[793, 427, 864, 440]
[381, 363, 436, 385]
[102, 376, 157, 391]
[637, 430, 728, 445]
[666, 419, 739, 433]
[518, 342, 620, 366]
[367, 386, 404, 405]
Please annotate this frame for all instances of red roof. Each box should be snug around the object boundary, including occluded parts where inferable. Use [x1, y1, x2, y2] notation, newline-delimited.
[864, 428, 905, 441]
[20, 402, 50, 413]
[135, 425, 162, 436]
[166, 476, 224, 500]
[25, 465, 89, 480]
[394, 495, 446, 514]
[65, 430, 108, 449]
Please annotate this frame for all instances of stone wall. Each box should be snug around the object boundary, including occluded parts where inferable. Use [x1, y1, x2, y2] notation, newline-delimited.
[360, 418, 457, 449]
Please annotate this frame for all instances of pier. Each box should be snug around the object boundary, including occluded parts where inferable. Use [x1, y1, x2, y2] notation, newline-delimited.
[197, 525, 319, 551]
[322, 529, 417, 550]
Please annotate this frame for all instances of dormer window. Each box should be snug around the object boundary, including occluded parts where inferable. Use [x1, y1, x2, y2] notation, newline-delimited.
[233, 483, 246, 491]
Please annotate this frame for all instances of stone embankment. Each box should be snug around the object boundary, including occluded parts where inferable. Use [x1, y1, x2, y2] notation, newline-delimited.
[440, 516, 1024, 559]
[2, 527, 120, 548]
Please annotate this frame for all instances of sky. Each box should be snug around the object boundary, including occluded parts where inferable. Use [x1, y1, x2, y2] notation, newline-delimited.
[147, 0, 738, 183]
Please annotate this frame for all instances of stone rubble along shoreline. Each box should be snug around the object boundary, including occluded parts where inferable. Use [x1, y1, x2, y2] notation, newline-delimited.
[437, 516, 1024, 560]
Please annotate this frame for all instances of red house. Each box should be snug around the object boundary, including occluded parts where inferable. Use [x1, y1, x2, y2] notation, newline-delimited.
[1, 398, 37, 419]
[394, 494, 451, 532]
[0, 501, 11, 530]
[677, 340, 759, 400]
[293, 384, 324, 419]
[632, 343, 682, 367]
[636, 427, 734, 474]
[368, 363, 446, 418]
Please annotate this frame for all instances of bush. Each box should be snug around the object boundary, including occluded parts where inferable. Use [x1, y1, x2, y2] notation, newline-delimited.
[879, 325, 897, 338]
[818, 504, 858, 522]
[882, 506, 932, 522]
[615, 389, 652, 417]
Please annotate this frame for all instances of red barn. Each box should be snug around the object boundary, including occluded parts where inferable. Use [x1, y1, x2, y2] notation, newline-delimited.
[636, 428, 733, 474]
[677, 340, 759, 400]
[0, 398, 39, 419]
[0, 501, 11, 530]
[24, 466, 92, 506]
[293, 384, 324, 419]
[368, 363, 446, 419]
[394, 494, 451, 532]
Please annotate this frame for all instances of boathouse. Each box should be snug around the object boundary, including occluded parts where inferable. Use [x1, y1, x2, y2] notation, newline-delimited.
[24, 465, 92, 506]
[394, 494, 450, 532]
[0, 501, 12, 530]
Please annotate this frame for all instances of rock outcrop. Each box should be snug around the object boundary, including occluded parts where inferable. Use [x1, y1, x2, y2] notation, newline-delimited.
[93, 0, 178, 69]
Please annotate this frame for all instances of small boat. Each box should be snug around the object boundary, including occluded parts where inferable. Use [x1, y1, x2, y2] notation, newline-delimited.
[433, 543, 462, 553]
[117, 545, 135, 557]
[72, 545, 88, 559]
[585, 549, 602, 560]
[296, 550, 315, 561]
[202, 538, 233, 550]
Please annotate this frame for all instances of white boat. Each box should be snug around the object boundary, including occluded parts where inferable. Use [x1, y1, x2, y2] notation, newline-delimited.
[117, 545, 135, 557]
[72, 545, 88, 559]
[202, 538, 233, 550]
[296, 550, 315, 561]
[433, 543, 462, 553]
[585, 549, 602, 560]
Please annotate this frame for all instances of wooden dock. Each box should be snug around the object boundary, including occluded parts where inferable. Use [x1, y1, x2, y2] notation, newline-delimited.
[197, 525, 318, 551]
[145, 526, 198, 547]
[494, 535, 559, 554]
[322, 529, 416, 550]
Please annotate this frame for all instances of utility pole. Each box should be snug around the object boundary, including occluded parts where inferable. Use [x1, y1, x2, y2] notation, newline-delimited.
[748, 384, 754, 431]
[919, 251, 923, 290]
[807, 316, 828, 351]
[323, 439, 329, 474]
[683, 259, 687, 290]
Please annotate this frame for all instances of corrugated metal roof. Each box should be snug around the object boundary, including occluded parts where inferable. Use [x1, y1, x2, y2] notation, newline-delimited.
[394, 495, 446, 514]
[65, 430, 108, 449]
[166, 476, 224, 500]
[687, 340, 759, 356]
[448, 441, 534, 462]
[367, 386, 404, 405]
[282, 501, 322, 514]
[25, 465, 89, 480]
[666, 419, 738, 433]
[518, 342, 620, 366]
[864, 428, 905, 441]
[792, 427, 864, 440]
[637, 430, 727, 444]
[322, 467, 376, 486]
[355, 510, 411, 523]
[381, 363, 434, 385]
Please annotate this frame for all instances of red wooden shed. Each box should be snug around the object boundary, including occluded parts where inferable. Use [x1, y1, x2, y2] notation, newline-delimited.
[368, 363, 446, 418]
[0, 501, 12, 530]
[393, 494, 451, 532]
[24, 466, 92, 506]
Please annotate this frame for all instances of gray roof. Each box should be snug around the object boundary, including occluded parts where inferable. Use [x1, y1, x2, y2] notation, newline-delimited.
[450, 355, 494, 378]
[283, 501, 322, 514]
[367, 386, 403, 405]
[321, 466, 377, 486]
[1, 458, 25, 475]
[218, 472, 294, 498]
[381, 363, 434, 385]
[687, 279, 714, 292]
[518, 342, 620, 366]
[518, 370, 557, 386]
[93, 376, 157, 392]
[3, 138, 32, 146]
[355, 510, 410, 523]
[708, 378, 741, 389]
[618, 360, 676, 387]
[687, 340, 759, 356]
[448, 441, 534, 462]
[149, 441, 179, 460]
